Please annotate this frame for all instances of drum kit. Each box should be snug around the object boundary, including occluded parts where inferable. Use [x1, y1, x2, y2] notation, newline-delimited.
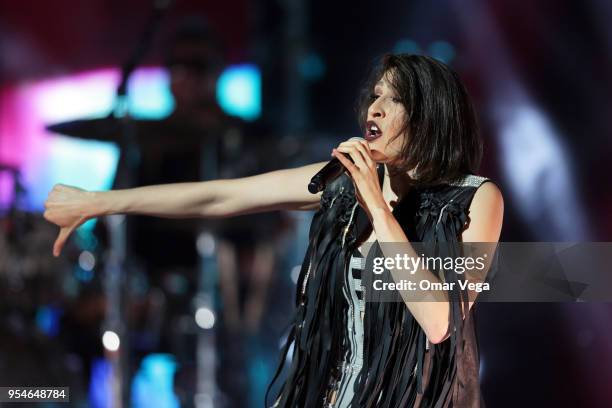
[0, 20, 228, 400]
[0, 1, 224, 404]
[0, 0, 309, 403]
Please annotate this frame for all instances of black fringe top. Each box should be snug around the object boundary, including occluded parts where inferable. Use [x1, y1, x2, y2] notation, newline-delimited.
[266, 165, 493, 408]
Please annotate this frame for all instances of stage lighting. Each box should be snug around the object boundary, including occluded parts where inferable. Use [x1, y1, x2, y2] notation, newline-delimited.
[216, 64, 261, 121]
[102, 330, 121, 351]
[195, 307, 215, 329]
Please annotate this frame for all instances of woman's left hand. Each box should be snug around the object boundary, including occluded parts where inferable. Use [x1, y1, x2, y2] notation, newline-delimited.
[332, 139, 389, 220]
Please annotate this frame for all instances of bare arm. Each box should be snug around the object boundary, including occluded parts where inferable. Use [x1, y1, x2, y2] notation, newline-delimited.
[44, 161, 327, 256]
[370, 182, 504, 344]
[97, 161, 327, 217]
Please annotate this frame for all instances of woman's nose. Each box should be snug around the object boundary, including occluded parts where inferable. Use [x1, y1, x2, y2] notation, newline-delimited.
[369, 103, 384, 118]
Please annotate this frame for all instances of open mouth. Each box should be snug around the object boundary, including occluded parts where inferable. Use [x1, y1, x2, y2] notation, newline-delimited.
[365, 121, 382, 141]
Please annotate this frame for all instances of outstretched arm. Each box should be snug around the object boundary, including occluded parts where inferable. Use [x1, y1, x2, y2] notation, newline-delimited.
[44, 161, 326, 256]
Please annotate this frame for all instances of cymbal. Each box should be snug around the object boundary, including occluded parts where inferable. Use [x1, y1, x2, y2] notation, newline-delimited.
[45, 116, 213, 144]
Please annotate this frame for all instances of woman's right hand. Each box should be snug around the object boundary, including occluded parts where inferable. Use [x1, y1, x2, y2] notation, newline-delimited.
[43, 184, 97, 257]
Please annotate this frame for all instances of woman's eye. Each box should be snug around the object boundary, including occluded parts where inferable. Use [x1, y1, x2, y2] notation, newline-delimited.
[391, 97, 401, 103]
[369, 94, 380, 101]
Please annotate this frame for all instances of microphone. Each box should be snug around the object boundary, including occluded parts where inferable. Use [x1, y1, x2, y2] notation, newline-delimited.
[308, 137, 364, 194]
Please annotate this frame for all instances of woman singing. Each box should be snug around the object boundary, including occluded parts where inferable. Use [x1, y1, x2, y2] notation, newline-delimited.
[44, 54, 504, 407]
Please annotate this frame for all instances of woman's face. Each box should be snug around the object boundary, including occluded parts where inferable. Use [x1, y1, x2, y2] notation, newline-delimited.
[364, 70, 408, 163]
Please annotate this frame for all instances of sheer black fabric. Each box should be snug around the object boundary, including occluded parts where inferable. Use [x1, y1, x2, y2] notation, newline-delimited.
[266, 165, 493, 408]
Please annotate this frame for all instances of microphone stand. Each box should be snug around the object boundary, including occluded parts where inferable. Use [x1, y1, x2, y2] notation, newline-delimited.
[104, 2, 171, 406]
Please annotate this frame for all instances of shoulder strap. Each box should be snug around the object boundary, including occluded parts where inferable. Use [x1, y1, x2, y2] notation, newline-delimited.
[447, 175, 497, 217]
[450, 174, 491, 188]
[448, 174, 491, 189]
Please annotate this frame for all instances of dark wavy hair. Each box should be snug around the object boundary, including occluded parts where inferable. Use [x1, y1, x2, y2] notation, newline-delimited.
[357, 53, 483, 186]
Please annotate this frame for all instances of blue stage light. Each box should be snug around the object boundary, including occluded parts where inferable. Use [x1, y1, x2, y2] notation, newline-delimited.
[216, 64, 261, 121]
[89, 358, 112, 408]
[131, 354, 179, 408]
[35, 305, 62, 337]
[127, 68, 175, 119]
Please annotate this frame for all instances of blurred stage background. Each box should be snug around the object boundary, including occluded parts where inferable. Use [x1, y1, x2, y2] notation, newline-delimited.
[1, 0, 611, 407]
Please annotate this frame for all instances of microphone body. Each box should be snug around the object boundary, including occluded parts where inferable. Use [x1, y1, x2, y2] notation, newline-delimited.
[307, 137, 363, 194]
